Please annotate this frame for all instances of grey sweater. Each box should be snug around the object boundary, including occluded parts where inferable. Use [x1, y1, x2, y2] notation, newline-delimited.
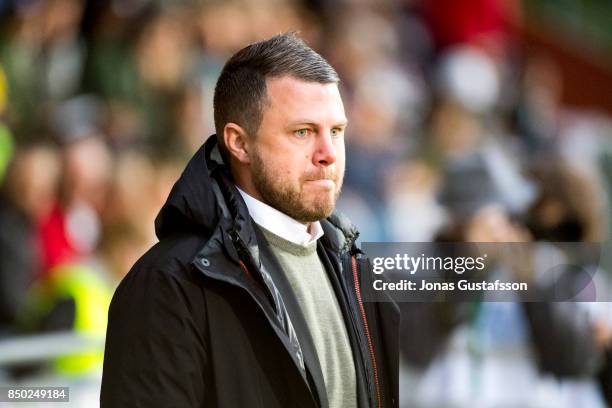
[260, 226, 357, 408]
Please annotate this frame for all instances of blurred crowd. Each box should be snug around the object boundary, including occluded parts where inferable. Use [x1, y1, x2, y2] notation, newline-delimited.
[1, 0, 612, 406]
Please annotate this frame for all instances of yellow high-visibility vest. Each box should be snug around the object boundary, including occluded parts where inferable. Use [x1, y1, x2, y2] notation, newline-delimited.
[32, 263, 112, 376]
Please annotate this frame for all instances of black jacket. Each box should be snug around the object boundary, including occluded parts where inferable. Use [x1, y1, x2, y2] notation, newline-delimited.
[101, 136, 400, 408]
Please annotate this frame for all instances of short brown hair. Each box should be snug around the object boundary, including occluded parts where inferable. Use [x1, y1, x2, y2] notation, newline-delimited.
[213, 32, 339, 156]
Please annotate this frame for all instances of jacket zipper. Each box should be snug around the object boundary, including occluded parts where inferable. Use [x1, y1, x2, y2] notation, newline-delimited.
[351, 255, 382, 408]
[230, 230, 277, 310]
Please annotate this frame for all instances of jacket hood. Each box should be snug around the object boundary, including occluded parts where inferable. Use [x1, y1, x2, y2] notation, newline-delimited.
[155, 135, 360, 253]
[154, 136, 222, 239]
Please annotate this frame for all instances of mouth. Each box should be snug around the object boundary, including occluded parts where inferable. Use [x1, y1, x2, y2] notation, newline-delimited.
[304, 179, 335, 189]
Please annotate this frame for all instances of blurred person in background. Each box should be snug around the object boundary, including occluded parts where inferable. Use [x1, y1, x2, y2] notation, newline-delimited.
[328, 8, 426, 241]
[429, 45, 534, 213]
[127, 5, 199, 156]
[526, 159, 612, 406]
[101, 150, 158, 242]
[384, 161, 447, 242]
[81, 4, 200, 157]
[0, 144, 60, 337]
[39, 133, 113, 274]
[513, 55, 564, 158]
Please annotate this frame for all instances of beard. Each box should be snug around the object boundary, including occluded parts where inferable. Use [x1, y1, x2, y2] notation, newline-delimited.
[250, 147, 343, 223]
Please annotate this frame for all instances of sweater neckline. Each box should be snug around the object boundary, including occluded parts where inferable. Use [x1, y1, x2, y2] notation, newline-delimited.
[259, 225, 318, 257]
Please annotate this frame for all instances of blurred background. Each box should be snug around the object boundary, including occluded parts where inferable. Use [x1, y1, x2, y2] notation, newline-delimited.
[1, 0, 612, 406]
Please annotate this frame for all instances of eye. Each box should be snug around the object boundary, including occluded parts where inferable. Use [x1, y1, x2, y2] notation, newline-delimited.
[294, 129, 310, 138]
[331, 128, 343, 138]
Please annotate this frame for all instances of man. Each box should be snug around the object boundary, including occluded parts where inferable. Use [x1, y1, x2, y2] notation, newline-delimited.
[101, 33, 398, 408]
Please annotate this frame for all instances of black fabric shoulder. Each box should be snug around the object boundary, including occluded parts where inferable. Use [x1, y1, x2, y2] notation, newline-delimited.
[101, 234, 210, 407]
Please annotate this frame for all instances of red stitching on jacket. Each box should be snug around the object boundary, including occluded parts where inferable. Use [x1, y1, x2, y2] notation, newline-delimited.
[238, 260, 253, 279]
[352, 255, 382, 408]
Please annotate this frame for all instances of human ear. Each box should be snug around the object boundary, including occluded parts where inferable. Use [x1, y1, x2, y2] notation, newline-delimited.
[223, 123, 251, 164]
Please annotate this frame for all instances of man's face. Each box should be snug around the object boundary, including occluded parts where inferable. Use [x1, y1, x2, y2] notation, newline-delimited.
[248, 76, 347, 223]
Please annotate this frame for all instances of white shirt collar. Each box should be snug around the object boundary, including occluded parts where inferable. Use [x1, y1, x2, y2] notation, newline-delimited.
[236, 186, 324, 246]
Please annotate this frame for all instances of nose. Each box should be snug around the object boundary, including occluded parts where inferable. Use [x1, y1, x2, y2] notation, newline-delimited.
[313, 131, 337, 167]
